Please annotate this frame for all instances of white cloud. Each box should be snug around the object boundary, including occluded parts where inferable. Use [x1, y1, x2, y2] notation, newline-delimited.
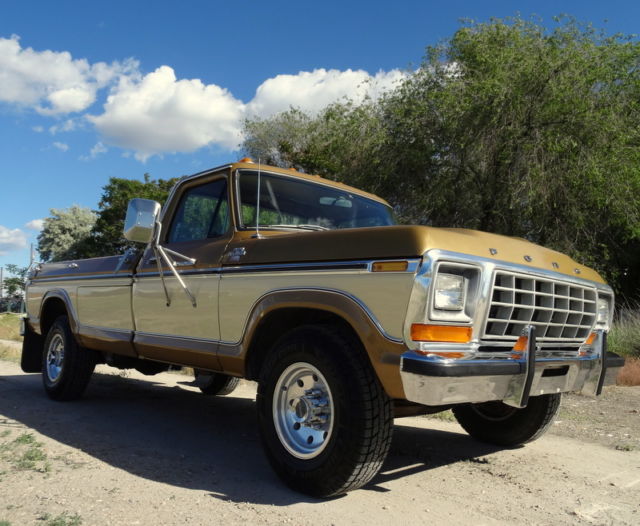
[2, 36, 406, 160]
[88, 66, 245, 160]
[49, 118, 81, 134]
[32, 125, 44, 133]
[80, 141, 107, 161]
[52, 141, 69, 152]
[0, 225, 27, 256]
[0, 35, 136, 115]
[90, 141, 107, 157]
[25, 219, 44, 231]
[88, 67, 403, 160]
[246, 68, 405, 118]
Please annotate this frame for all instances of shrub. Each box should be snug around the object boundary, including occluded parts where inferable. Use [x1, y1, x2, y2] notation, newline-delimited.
[617, 358, 640, 386]
[608, 307, 640, 359]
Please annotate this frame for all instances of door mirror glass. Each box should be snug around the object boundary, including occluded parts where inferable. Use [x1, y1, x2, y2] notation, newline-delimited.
[123, 198, 161, 243]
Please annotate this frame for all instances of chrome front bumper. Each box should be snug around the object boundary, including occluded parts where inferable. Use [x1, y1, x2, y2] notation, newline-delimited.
[400, 329, 625, 408]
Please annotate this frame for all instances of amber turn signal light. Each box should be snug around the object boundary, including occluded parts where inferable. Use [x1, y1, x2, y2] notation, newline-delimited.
[578, 332, 598, 356]
[512, 334, 529, 352]
[410, 324, 472, 343]
[371, 261, 409, 272]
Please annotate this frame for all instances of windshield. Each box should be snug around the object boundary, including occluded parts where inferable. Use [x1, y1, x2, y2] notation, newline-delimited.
[237, 171, 396, 230]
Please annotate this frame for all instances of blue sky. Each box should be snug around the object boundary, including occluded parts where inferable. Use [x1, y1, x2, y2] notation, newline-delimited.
[0, 0, 638, 273]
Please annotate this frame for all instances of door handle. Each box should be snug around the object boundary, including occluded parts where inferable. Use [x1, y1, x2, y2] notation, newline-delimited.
[146, 257, 195, 267]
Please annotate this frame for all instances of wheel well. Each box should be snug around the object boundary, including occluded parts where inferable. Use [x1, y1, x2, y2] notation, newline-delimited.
[40, 298, 69, 337]
[245, 308, 364, 381]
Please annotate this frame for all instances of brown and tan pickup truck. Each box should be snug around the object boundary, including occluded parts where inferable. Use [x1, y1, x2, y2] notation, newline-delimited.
[21, 158, 624, 497]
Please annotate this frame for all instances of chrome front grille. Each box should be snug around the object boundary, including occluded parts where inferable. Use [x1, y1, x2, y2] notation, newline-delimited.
[483, 270, 597, 345]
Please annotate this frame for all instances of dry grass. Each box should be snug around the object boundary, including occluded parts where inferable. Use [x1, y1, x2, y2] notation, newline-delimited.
[608, 307, 640, 387]
[0, 342, 21, 363]
[0, 314, 22, 342]
[617, 358, 640, 386]
[608, 307, 640, 359]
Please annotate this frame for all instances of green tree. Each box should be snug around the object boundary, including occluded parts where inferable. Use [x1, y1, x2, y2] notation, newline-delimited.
[382, 17, 640, 257]
[87, 173, 179, 256]
[243, 102, 386, 192]
[2, 264, 28, 296]
[243, 109, 319, 169]
[242, 16, 640, 299]
[37, 205, 96, 262]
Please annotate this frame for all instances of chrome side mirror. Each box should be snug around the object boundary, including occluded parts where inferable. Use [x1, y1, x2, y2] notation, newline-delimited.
[124, 197, 197, 308]
[123, 198, 161, 243]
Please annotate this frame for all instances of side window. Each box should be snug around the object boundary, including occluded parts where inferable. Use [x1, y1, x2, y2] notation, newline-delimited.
[167, 178, 229, 243]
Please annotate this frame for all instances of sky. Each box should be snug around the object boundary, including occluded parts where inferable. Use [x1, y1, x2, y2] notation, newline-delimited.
[1, 0, 639, 273]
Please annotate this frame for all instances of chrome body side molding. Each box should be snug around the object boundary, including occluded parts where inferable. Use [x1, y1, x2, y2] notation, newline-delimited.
[133, 258, 420, 279]
[31, 273, 133, 283]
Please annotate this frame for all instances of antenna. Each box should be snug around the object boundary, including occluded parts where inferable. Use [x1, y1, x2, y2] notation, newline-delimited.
[254, 158, 262, 239]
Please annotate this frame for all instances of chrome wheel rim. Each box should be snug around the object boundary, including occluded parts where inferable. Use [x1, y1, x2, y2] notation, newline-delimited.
[273, 362, 334, 459]
[46, 333, 65, 383]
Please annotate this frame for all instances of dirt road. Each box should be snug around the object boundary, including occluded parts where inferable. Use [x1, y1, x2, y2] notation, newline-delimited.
[1, 359, 638, 525]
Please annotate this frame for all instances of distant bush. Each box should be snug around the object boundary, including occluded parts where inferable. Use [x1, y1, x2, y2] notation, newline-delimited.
[0, 297, 22, 314]
[608, 307, 640, 359]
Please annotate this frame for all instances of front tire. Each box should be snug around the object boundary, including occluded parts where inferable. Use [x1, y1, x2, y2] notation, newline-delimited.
[257, 325, 393, 498]
[42, 315, 96, 401]
[452, 393, 561, 446]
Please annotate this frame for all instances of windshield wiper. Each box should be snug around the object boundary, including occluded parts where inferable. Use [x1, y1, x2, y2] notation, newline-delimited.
[263, 224, 330, 231]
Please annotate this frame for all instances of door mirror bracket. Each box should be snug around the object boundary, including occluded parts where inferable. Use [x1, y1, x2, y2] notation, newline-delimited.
[124, 199, 197, 308]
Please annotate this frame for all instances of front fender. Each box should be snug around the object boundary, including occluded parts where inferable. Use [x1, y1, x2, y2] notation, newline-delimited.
[217, 288, 409, 399]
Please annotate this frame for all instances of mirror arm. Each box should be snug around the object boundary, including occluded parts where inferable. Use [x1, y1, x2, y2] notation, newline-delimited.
[156, 244, 197, 308]
[161, 247, 196, 266]
[152, 221, 197, 308]
[153, 245, 172, 307]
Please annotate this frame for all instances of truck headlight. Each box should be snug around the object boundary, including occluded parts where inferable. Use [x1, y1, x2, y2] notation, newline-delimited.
[434, 273, 466, 311]
[429, 264, 479, 323]
[596, 296, 612, 330]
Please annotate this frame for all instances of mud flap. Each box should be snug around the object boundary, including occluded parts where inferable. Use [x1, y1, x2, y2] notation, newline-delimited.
[20, 321, 43, 373]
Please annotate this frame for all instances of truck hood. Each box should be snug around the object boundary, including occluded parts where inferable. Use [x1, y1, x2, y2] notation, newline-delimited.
[227, 225, 604, 284]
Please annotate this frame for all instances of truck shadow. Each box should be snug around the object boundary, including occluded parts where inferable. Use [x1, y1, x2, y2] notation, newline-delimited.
[0, 370, 505, 504]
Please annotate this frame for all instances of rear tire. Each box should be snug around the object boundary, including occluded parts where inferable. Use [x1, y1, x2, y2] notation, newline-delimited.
[195, 370, 240, 396]
[42, 315, 96, 401]
[452, 393, 561, 446]
[257, 325, 393, 498]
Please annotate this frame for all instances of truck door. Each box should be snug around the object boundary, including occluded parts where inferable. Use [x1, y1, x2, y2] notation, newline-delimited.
[132, 170, 231, 370]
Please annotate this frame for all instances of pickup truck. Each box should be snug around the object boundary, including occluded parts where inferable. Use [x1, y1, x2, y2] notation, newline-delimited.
[20, 158, 624, 497]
